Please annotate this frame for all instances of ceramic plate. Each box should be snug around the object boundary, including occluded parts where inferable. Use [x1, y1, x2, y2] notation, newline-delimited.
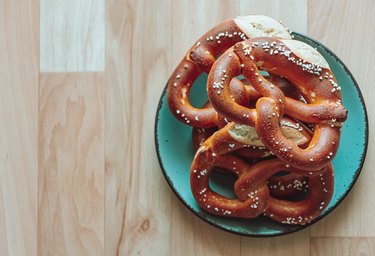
[154, 33, 368, 237]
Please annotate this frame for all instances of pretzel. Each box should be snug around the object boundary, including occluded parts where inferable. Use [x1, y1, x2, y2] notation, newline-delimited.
[192, 75, 310, 153]
[235, 159, 333, 224]
[192, 118, 311, 198]
[191, 135, 333, 223]
[168, 15, 292, 127]
[207, 37, 348, 170]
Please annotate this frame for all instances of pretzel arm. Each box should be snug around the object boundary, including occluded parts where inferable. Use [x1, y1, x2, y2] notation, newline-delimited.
[285, 98, 347, 124]
[207, 51, 257, 126]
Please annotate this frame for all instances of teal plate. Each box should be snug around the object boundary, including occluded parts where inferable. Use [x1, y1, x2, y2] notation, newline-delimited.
[154, 33, 368, 237]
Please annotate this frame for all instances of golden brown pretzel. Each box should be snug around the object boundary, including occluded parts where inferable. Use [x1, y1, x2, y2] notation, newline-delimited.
[192, 75, 311, 154]
[168, 16, 292, 127]
[192, 117, 312, 198]
[191, 136, 333, 223]
[234, 159, 333, 224]
[192, 127, 308, 198]
[207, 37, 348, 170]
[191, 141, 269, 218]
[210, 116, 311, 156]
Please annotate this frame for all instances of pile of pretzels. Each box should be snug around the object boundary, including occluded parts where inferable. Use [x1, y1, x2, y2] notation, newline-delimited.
[167, 15, 347, 225]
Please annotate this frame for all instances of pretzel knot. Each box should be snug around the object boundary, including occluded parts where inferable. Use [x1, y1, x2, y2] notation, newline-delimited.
[192, 119, 312, 199]
[191, 135, 334, 224]
[167, 15, 292, 128]
[207, 37, 348, 170]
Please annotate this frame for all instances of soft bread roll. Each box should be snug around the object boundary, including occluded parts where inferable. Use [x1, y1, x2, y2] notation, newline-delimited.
[234, 15, 292, 39]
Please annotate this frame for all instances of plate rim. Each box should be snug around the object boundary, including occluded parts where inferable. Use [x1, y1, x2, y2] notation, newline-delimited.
[154, 32, 369, 237]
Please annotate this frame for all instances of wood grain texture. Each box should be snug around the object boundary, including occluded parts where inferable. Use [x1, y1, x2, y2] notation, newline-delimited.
[239, 0, 307, 34]
[241, 229, 310, 256]
[0, 0, 374, 255]
[38, 73, 104, 255]
[40, 0, 105, 72]
[308, 0, 375, 237]
[105, 0, 173, 254]
[311, 238, 375, 256]
[0, 0, 39, 255]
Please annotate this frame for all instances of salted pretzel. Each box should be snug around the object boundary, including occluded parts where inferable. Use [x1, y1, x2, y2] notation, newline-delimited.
[207, 37, 348, 170]
[193, 116, 310, 156]
[193, 118, 311, 198]
[193, 74, 311, 153]
[234, 159, 333, 224]
[192, 126, 309, 199]
[168, 15, 292, 127]
[191, 136, 333, 223]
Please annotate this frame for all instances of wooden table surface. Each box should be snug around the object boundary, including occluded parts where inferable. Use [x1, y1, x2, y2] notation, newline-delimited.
[0, 0, 374, 255]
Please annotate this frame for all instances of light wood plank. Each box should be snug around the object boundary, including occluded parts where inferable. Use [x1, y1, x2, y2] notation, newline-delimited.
[311, 238, 375, 256]
[0, 0, 39, 255]
[105, 0, 173, 254]
[38, 73, 104, 255]
[239, 0, 308, 34]
[170, 1, 242, 255]
[308, 0, 375, 237]
[171, 199, 241, 256]
[40, 0, 105, 72]
[241, 229, 310, 256]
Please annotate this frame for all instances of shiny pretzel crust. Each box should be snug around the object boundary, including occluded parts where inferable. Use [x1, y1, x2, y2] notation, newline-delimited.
[207, 37, 348, 170]
[167, 16, 291, 127]
[191, 135, 333, 223]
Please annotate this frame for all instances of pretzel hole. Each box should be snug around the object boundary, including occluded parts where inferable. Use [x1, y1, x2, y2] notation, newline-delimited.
[209, 169, 237, 199]
[189, 74, 254, 108]
[189, 74, 209, 108]
[272, 171, 290, 177]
